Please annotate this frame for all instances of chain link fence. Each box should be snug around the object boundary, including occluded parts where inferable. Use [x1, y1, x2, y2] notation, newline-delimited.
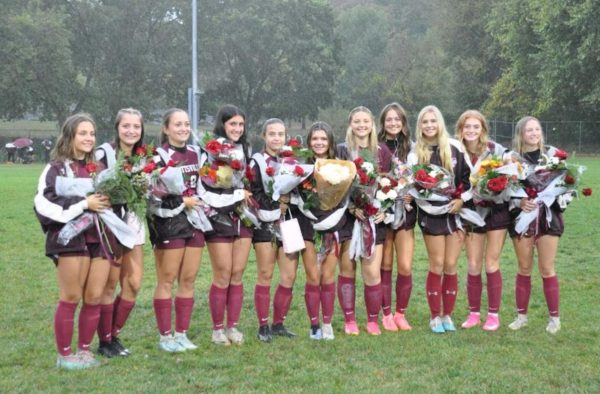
[487, 120, 600, 155]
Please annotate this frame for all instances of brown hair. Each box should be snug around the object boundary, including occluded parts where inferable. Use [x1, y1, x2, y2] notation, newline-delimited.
[51, 113, 96, 162]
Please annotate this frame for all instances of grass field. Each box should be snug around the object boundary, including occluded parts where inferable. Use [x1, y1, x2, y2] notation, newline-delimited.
[1, 159, 599, 393]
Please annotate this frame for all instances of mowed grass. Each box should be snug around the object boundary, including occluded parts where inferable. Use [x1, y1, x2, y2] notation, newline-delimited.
[1, 158, 599, 393]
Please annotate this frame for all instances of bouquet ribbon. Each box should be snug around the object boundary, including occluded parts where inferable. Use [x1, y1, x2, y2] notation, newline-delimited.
[55, 176, 137, 249]
[349, 217, 376, 260]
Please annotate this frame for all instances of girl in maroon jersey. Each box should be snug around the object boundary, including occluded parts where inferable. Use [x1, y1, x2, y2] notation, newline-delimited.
[34, 113, 114, 369]
[455, 110, 509, 331]
[336, 106, 392, 336]
[378, 103, 417, 331]
[508, 116, 563, 334]
[250, 118, 301, 342]
[298, 121, 346, 340]
[199, 105, 253, 346]
[149, 108, 204, 352]
[94, 108, 146, 357]
[414, 105, 471, 334]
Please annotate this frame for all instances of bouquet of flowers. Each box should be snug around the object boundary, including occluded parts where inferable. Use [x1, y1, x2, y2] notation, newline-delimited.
[348, 152, 380, 260]
[199, 137, 246, 189]
[411, 163, 454, 200]
[471, 156, 523, 205]
[388, 159, 415, 229]
[93, 144, 156, 219]
[409, 163, 485, 228]
[55, 164, 138, 251]
[311, 159, 356, 211]
[270, 140, 313, 201]
[514, 148, 589, 235]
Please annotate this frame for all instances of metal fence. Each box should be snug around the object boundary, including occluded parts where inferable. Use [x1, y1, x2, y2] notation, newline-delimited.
[487, 120, 600, 154]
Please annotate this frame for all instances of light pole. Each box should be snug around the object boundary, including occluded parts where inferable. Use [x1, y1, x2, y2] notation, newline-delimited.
[190, 0, 200, 143]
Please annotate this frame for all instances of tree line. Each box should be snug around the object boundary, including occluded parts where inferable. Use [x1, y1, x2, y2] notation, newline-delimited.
[1, 0, 598, 133]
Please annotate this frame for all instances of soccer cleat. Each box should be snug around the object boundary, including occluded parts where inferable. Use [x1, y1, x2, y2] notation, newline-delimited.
[97, 341, 119, 358]
[225, 327, 244, 345]
[309, 326, 322, 340]
[159, 334, 185, 352]
[211, 329, 231, 346]
[344, 321, 359, 336]
[508, 314, 528, 330]
[174, 332, 198, 350]
[366, 322, 381, 336]
[430, 316, 446, 334]
[56, 353, 89, 370]
[482, 314, 500, 331]
[321, 323, 335, 340]
[393, 313, 412, 331]
[76, 350, 101, 368]
[271, 323, 297, 338]
[546, 316, 561, 334]
[256, 325, 272, 343]
[382, 314, 398, 332]
[441, 315, 456, 332]
[111, 337, 130, 356]
[461, 312, 481, 329]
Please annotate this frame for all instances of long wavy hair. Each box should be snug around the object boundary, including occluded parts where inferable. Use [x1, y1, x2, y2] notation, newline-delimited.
[306, 121, 336, 161]
[114, 107, 145, 154]
[455, 109, 489, 157]
[513, 115, 545, 155]
[51, 113, 96, 162]
[213, 104, 249, 161]
[378, 102, 411, 162]
[345, 106, 378, 158]
[415, 105, 453, 172]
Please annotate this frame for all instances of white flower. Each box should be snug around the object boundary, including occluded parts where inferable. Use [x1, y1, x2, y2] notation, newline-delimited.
[319, 163, 351, 185]
[550, 157, 560, 165]
[280, 146, 293, 153]
[362, 162, 374, 173]
[438, 181, 449, 189]
[379, 177, 391, 187]
[376, 190, 387, 201]
[387, 189, 398, 200]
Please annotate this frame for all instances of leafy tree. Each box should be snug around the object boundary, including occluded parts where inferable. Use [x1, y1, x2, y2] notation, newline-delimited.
[199, 0, 340, 127]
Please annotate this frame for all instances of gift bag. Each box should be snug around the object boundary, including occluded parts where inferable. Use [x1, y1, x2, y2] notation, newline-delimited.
[280, 211, 305, 254]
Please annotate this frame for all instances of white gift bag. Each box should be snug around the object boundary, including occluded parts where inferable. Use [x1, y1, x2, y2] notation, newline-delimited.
[279, 210, 305, 253]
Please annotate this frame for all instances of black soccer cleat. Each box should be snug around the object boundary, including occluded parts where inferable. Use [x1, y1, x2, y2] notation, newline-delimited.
[271, 323, 297, 338]
[256, 325, 272, 343]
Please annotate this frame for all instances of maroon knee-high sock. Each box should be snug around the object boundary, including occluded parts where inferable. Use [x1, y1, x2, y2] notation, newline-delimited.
[175, 297, 194, 333]
[226, 284, 244, 328]
[254, 284, 271, 327]
[54, 301, 78, 356]
[78, 303, 101, 351]
[321, 282, 335, 324]
[515, 274, 531, 314]
[272, 285, 293, 325]
[486, 270, 502, 314]
[426, 271, 442, 318]
[97, 303, 114, 343]
[153, 298, 172, 335]
[442, 273, 458, 316]
[209, 285, 228, 330]
[543, 275, 560, 317]
[380, 270, 393, 316]
[395, 274, 412, 314]
[304, 283, 321, 326]
[364, 283, 382, 323]
[112, 296, 135, 338]
[337, 275, 356, 323]
[466, 273, 482, 313]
